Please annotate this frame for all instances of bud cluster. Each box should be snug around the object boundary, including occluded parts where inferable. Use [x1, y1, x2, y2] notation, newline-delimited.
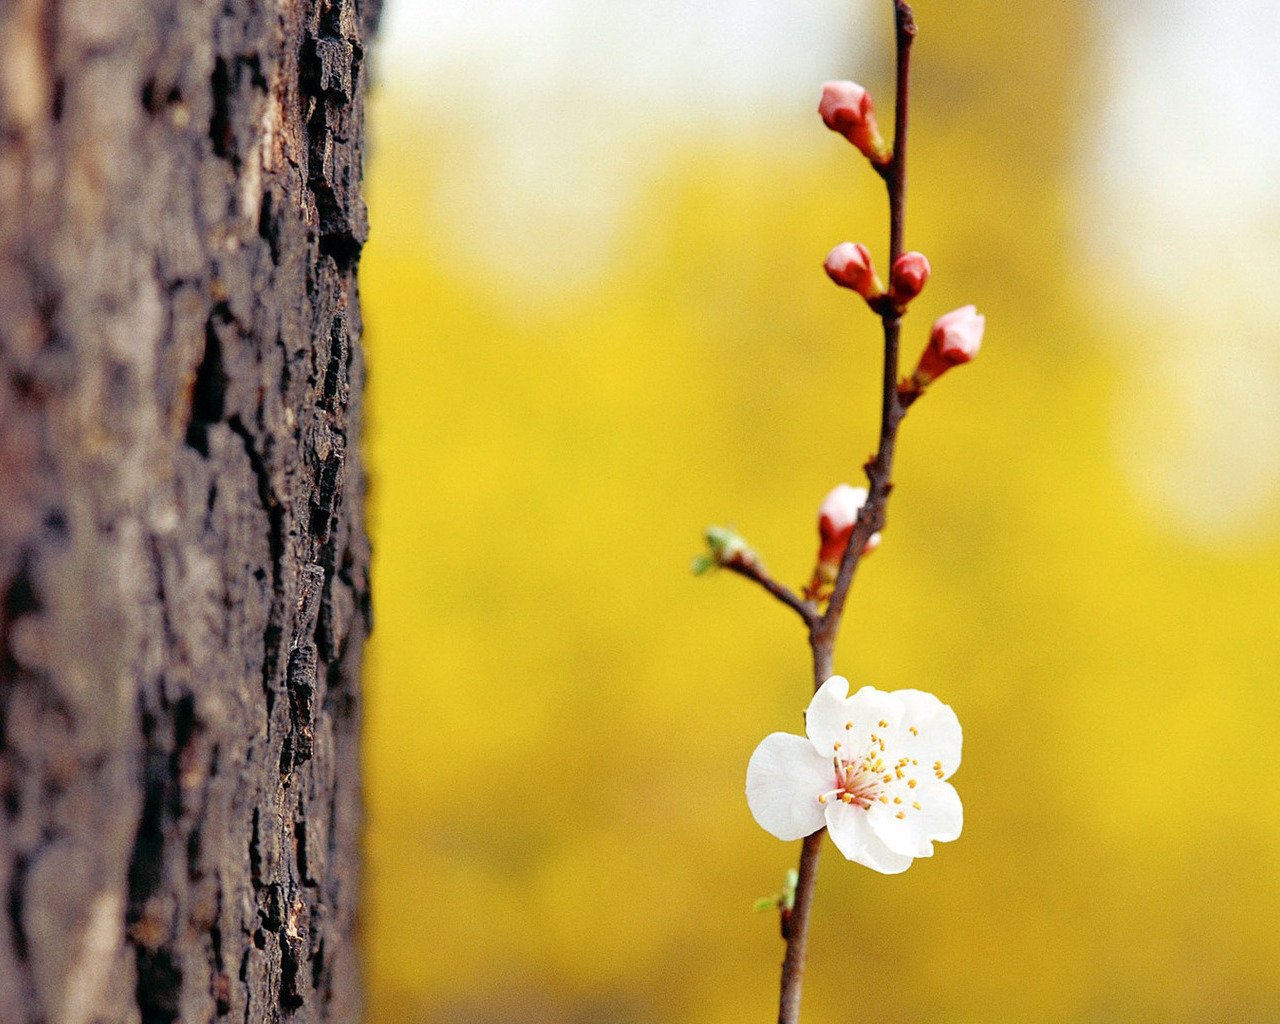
[817, 81, 984, 397]
[694, 66, 986, 616]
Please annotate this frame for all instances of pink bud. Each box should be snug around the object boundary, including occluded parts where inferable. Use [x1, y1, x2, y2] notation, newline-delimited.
[818, 483, 866, 563]
[823, 243, 884, 300]
[819, 81, 890, 164]
[912, 305, 985, 387]
[888, 251, 931, 305]
[807, 484, 880, 600]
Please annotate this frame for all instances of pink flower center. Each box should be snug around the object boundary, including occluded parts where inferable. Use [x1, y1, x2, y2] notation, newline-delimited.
[816, 721, 923, 814]
[818, 755, 880, 809]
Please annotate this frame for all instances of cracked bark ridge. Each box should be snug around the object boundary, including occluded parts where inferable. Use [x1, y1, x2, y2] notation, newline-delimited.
[0, 0, 379, 1019]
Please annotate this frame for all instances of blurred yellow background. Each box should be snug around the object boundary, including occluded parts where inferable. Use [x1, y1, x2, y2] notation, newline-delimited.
[360, 1, 1280, 1021]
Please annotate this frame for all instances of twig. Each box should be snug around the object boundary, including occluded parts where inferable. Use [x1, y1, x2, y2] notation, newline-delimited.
[776, 5, 917, 1023]
[776, 829, 824, 1022]
[817, 0, 915, 647]
[726, 558, 820, 628]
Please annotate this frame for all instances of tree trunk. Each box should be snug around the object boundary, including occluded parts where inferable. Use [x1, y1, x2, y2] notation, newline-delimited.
[0, 0, 377, 1019]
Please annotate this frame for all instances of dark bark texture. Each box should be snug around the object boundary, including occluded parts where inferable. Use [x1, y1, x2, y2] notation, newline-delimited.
[0, 0, 377, 1019]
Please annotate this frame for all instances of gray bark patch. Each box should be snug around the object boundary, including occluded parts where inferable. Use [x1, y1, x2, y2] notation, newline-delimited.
[0, 0, 381, 1019]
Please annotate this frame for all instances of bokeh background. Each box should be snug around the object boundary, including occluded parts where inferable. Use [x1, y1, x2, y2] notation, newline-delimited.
[359, 1, 1280, 1021]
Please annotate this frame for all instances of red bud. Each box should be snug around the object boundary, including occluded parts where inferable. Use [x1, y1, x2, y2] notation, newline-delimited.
[819, 81, 890, 165]
[888, 251, 931, 305]
[910, 305, 984, 389]
[824, 243, 884, 301]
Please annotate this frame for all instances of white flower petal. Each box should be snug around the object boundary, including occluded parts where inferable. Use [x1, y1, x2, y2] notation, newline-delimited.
[892, 688, 962, 779]
[824, 800, 914, 874]
[866, 777, 963, 857]
[807, 679, 906, 759]
[866, 801, 932, 858]
[804, 675, 851, 757]
[841, 685, 906, 753]
[918, 777, 963, 843]
[746, 733, 833, 841]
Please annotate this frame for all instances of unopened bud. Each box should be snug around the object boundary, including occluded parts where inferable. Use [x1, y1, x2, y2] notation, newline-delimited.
[888, 251, 931, 306]
[907, 305, 985, 391]
[824, 243, 884, 301]
[817, 484, 865, 563]
[819, 81, 891, 165]
[805, 484, 880, 600]
[692, 525, 755, 575]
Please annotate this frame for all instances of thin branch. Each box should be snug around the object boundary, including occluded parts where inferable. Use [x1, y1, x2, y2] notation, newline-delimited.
[888, 0, 915, 260]
[776, 829, 824, 1022]
[816, 0, 915, 648]
[776, 5, 916, 1023]
[726, 558, 819, 628]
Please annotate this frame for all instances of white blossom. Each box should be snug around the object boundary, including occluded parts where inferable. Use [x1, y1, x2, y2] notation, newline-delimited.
[746, 676, 962, 874]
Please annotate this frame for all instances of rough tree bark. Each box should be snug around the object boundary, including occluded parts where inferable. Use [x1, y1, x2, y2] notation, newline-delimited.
[0, 0, 377, 1019]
